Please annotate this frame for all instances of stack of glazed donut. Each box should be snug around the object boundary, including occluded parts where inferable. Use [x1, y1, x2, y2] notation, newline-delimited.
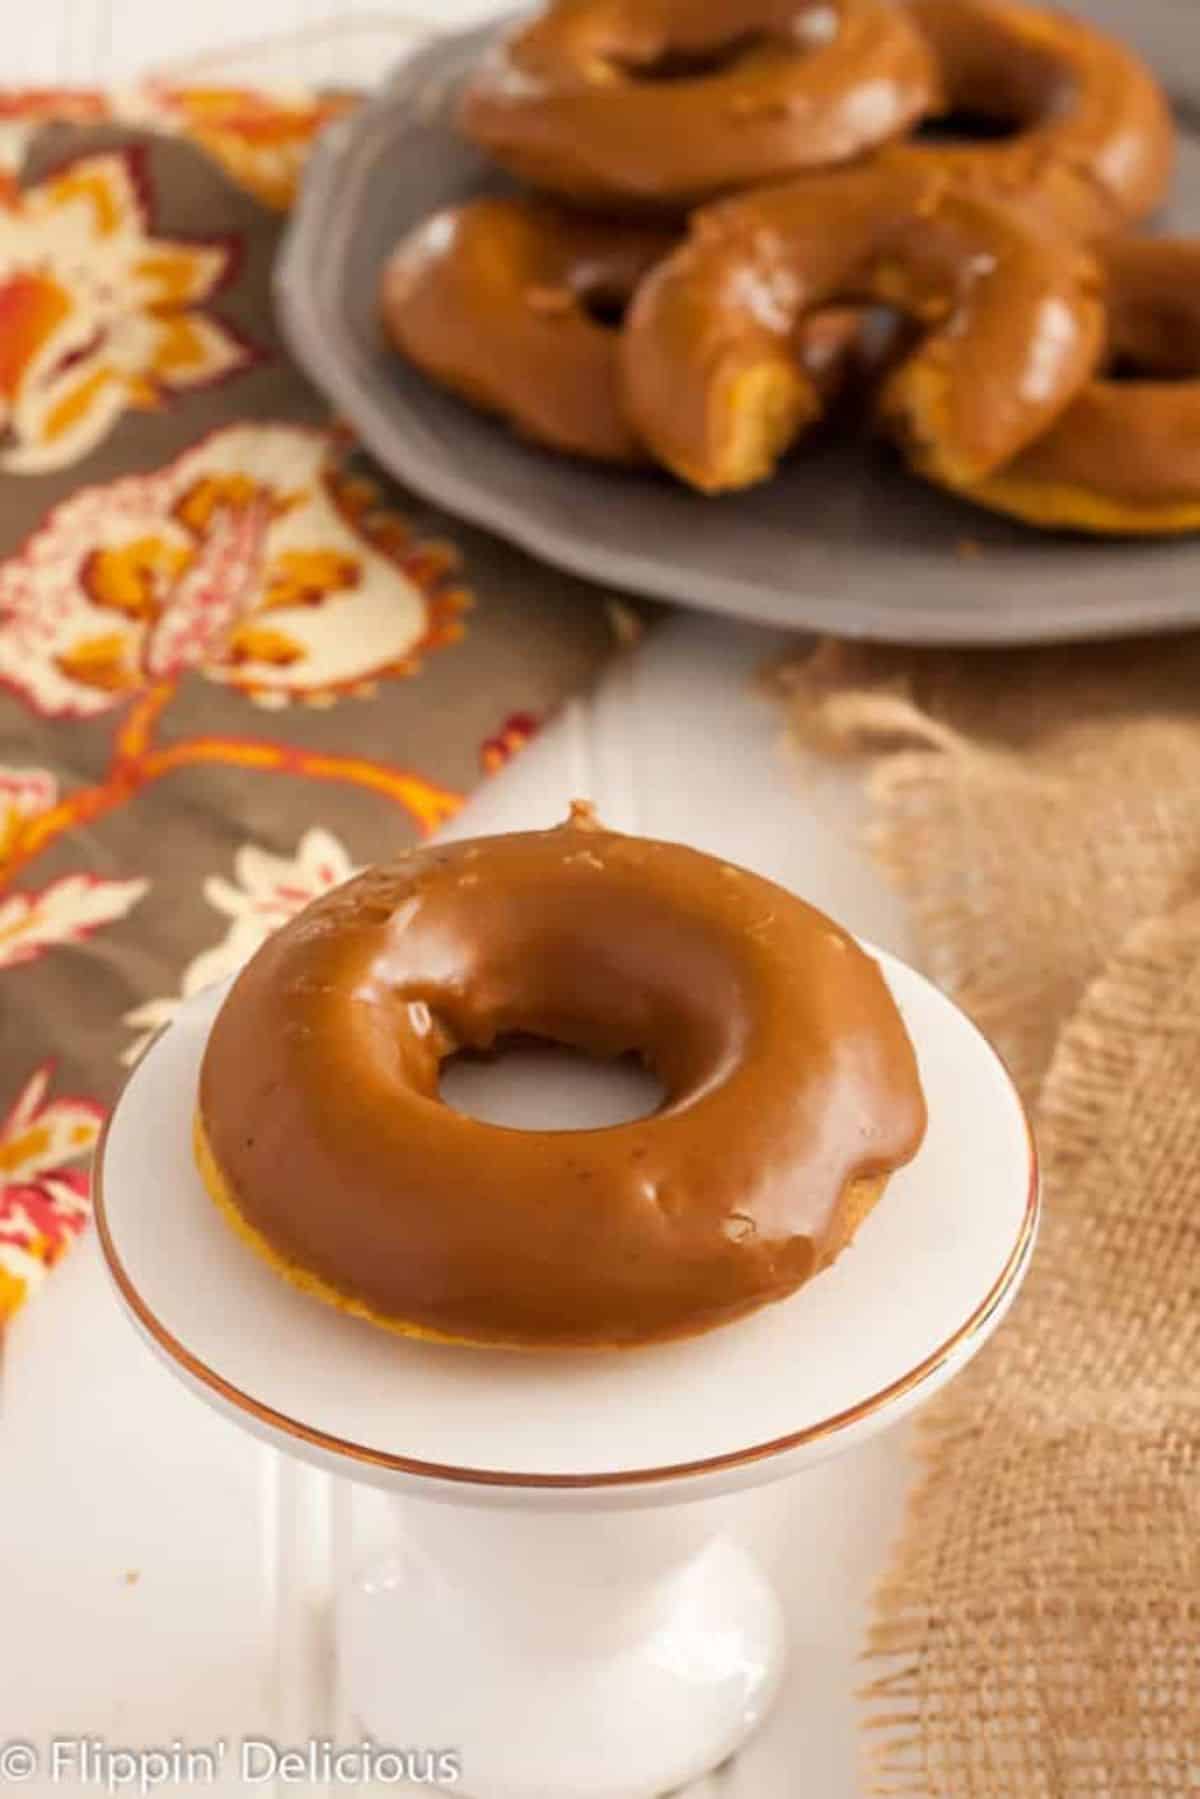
[379, 0, 1200, 538]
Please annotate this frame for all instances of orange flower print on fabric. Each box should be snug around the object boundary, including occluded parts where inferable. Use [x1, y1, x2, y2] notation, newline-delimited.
[0, 766, 147, 969]
[120, 86, 354, 211]
[481, 711, 541, 774]
[0, 91, 110, 204]
[123, 825, 356, 1063]
[0, 765, 56, 860]
[0, 423, 469, 715]
[0, 1063, 103, 1320]
[0, 147, 253, 473]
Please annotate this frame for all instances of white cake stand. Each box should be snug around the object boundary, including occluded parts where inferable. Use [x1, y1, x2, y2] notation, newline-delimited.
[95, 951, 1037, 1799]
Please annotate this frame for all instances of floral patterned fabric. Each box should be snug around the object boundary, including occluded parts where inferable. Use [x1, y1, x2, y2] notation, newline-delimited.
[0, 90, 634, 1322]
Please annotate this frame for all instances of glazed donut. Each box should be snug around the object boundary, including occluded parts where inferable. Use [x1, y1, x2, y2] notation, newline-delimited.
[621, 158, 1106, 493]
[945, 240, 1200, 536]
[196, 806, 926, 1350]
[903, 0, 1175, 239]
[457, 0, 942, 211]
[380, 196, 868, 464]
[380, 197, 676, 463]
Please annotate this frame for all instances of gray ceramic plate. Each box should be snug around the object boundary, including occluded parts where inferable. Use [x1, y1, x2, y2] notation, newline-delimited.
[277, 13, 1200, 645]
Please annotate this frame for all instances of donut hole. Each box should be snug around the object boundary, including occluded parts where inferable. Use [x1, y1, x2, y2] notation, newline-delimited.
[1104, 351, 1198, 385]
[913, 107, 1025, 145]
[612, 31, 768, 84]
[909, 37, 1068, 148]
[439, 1033, 666, 1130]
[576, 284, 632, 330]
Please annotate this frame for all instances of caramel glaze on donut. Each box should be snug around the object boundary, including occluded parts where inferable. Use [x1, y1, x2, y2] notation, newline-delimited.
[457, 0, 942, 211]
[380, 196, 872, 464]
[949, 241, 1200, 536]
[621, 157, 1106, 494]
[196, 807, 927, 1350]
[380, 197, 676, 463]
[903, 0, 1175, 241]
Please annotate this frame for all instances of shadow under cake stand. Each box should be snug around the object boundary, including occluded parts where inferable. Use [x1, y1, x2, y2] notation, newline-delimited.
[96, 952, 1038, 1799]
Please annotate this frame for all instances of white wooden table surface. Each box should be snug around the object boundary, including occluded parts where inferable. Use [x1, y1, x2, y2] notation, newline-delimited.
[1, 7, 922, 1796]
[7, 2, 497, 89]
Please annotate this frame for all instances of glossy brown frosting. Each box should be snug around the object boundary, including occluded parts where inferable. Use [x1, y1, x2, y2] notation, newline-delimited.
[457, 0, 941, 211]
[903, 0, 1175, 241]
[197, 807, 927, 1349]
[955, 240, 1200, 535]
[622, 156, 1106, 493]
[379, 197, 676, 463]
[379, 196, 873, 464]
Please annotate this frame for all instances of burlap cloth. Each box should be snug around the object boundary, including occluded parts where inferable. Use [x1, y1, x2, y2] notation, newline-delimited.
[776, 639, 1200, 1796]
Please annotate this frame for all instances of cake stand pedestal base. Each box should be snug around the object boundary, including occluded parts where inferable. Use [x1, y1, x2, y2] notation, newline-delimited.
[340, 1499, 784, 1799]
